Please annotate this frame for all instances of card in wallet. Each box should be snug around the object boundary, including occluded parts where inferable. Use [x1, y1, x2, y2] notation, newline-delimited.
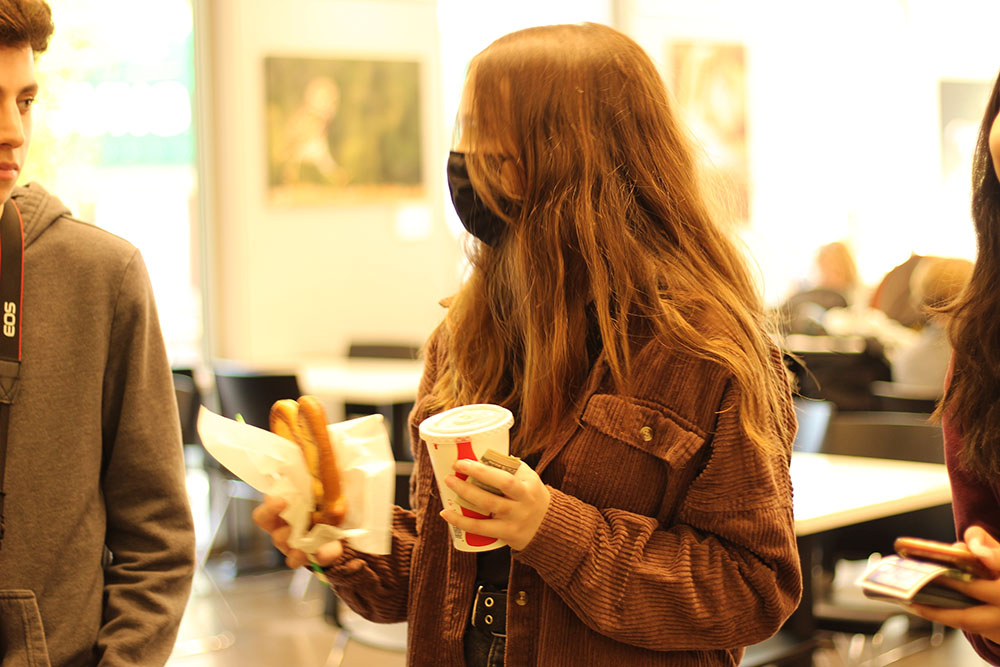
[856, 555, 980, 609]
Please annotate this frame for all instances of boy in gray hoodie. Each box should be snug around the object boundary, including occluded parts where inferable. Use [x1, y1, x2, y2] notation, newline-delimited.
[0, 1, 195, 664]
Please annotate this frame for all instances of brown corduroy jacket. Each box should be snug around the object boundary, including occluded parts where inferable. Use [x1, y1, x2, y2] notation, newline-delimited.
[325, 326, 801, 666]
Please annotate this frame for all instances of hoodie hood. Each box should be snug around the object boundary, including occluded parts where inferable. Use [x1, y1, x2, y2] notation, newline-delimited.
[9, 182, 73, 248]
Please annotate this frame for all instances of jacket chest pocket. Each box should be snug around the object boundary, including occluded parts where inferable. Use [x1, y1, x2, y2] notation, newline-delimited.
[0, 590, 51, 667]
[557, 394, 705, 516]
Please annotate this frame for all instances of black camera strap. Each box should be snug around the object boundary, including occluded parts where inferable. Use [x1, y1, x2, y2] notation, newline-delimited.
[0, 199, 25, 549]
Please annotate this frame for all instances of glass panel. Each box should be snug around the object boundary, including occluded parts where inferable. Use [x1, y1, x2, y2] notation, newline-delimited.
[21, 0, 201, 366]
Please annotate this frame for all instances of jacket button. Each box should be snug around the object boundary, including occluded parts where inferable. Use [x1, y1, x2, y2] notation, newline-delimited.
[515, 591, 527, 606]
[639, 426, 653, 441]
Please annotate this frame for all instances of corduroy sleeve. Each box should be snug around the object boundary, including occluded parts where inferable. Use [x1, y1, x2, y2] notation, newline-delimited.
[514, 377, 801, 651]
[97, 250, 195, 666]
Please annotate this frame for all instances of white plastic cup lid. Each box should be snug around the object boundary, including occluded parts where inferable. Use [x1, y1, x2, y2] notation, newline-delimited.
[419, 404, 514, 443]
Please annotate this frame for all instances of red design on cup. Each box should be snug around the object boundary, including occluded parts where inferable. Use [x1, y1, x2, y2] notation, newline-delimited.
[455, 438, 496, 547]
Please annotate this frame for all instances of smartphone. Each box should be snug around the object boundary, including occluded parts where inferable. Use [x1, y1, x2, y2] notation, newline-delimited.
[894, 536, 994, 580]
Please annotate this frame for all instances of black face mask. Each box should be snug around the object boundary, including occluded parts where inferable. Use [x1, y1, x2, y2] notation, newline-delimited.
[446, 151, 506, 246]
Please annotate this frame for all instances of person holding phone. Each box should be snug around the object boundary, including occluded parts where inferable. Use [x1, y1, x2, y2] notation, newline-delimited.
[254, 22, 801, 665]
[906, 65, 1000, 665]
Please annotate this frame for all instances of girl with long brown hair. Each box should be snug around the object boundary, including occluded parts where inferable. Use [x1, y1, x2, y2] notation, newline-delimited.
[255, 23, 800, 665]
[908, 67, 1000, 665]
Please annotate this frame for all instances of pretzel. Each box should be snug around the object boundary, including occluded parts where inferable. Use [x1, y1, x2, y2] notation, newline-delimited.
[269, 396, 347, 526]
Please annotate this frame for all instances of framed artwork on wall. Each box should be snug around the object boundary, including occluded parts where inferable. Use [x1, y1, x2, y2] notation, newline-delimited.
[264, 56, 424, 205]
[666, 41, 749, 228]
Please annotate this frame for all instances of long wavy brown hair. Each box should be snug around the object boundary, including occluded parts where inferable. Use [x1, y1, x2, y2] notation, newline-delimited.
[429, 23, 791, 456]
[936, 67, 1000, 477]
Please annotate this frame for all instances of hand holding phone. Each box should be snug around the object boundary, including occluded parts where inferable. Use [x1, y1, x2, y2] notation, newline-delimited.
[898, 529, 1000, 644]
[894, 536, 995, 580]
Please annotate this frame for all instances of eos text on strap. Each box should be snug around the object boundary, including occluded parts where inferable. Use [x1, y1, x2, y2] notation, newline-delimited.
[0, 199, 25, 549]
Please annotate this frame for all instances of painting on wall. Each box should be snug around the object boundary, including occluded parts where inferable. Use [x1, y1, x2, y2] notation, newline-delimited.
[667, 41, 749, 227]
[264, 56, 423, 205]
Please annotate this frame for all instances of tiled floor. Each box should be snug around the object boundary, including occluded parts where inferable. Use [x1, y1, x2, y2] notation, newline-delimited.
[170, 461, 407, 667]
[174, 466, 989, 666]
[167, 565, 406, 667]
[164, 563, 991, 667]
[812, 626, 988, 666]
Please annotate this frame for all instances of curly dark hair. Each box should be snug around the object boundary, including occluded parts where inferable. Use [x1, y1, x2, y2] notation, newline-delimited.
[0, 0, 53, 53]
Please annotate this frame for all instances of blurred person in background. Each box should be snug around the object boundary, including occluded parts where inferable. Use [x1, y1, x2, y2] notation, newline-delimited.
[0, 1, 195, 664]
[908, 66, 1000, 666]
[256, 22, 800, 666]
[869, 253, 927, 329]
[777, 240, 859, 335]
[890, 256, 973, 393]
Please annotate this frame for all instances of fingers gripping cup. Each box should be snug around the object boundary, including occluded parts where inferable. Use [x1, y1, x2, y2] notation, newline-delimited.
[419, 404, 514, 552]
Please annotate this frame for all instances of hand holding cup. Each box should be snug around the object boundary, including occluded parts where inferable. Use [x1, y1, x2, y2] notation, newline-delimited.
[420, 404, 519, 551]
[441, 457, 550, 551]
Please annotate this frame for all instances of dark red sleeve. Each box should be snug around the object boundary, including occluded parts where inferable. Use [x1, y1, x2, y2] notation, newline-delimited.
[943, 410, 1000, 665]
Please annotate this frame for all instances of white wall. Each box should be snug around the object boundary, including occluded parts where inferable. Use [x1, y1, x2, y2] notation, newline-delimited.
[207, 0, 615, 363]
[208, 0, 1000, 363]
[208, 0, 456, 362]
[625, 0, 1000, 303]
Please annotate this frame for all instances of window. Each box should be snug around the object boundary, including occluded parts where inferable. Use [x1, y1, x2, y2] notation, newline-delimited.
[22, 0, 201, 365]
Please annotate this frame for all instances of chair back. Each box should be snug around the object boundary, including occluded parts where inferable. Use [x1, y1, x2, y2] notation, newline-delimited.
[821, 411, 943, 464]
[793, 398, 835, 453]
[347, 342, 422, 360]
[870, 380, 939, 414]
[173, 372, 200, 445]
[784, 337, 892, 411]
[214, 370, 302, 430]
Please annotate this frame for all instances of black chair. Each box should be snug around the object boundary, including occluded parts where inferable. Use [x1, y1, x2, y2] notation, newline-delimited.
[821, 411, 944, 465]
[784, 337, 892, 412]
[213, 369, 302, 430]
[170, 370, 238, 656]
[207, 368, 303, 573]
[347, 341, 421, 360]
[870, 380, 939, 414]
[793, 398, 835, 453]
[173, 372, 201, 446]
[810, 411, 950, 662]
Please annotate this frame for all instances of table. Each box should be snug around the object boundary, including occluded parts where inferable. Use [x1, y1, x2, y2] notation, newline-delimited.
[791, 452, 952, 536]
[298, 358, 424, 461]
[783, 452, 952, 656]
[299, 358, 424, 408]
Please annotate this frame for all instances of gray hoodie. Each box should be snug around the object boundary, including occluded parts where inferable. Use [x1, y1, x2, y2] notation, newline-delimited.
[0, 183, 195, 666]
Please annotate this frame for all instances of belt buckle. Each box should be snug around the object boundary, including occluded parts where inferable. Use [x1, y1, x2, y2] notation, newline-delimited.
[471, 585, 507, 637]
[470, 584, 484, 628]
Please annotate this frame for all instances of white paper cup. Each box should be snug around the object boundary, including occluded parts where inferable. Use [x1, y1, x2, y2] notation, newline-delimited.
[419, 404, 515, 552]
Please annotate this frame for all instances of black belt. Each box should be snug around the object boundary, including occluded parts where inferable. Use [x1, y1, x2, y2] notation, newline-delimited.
[470, 585, 506, 637]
